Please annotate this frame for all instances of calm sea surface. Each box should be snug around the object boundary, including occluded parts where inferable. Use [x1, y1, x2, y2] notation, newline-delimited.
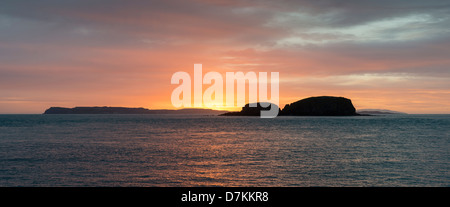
[0, 114, 448, 186]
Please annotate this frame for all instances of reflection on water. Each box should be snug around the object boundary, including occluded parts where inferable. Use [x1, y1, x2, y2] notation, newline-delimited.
[0, 114, 449, 186]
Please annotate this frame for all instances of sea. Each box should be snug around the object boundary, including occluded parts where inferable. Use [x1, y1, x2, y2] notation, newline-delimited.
[0, 114, 448, 187]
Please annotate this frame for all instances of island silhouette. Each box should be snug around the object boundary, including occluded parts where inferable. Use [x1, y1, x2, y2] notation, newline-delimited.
[44, 96, 377, 116]
[221, 96, 358, 116]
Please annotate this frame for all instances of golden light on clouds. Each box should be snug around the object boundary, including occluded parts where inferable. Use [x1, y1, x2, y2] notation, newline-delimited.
[0, 1, 449, 113]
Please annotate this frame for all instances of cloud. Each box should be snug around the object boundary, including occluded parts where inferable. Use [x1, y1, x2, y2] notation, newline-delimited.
[0, 0, 449, 113]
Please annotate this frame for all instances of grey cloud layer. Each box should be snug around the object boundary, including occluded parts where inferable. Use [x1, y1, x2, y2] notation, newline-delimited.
[1, 0, 449, 98]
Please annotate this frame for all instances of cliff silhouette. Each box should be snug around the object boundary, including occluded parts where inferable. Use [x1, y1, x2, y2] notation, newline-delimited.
[281, 96, 357, 116]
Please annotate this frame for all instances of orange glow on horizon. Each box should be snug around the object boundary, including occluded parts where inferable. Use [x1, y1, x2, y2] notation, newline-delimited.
[0, 1, 449, 114]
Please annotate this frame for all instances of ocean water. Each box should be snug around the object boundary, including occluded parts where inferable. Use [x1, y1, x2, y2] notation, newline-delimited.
[0, 114, 448, 187]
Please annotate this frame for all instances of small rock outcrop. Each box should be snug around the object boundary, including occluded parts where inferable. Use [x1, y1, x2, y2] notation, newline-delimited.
[220, 102, 280, 116]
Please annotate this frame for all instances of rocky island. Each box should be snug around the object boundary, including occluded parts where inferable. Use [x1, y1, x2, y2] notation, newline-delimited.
[220, 96, 359, 116]
[280, 96, 357, 116]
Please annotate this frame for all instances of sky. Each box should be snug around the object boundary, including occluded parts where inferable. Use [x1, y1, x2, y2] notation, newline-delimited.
[0, 0, 449, 114]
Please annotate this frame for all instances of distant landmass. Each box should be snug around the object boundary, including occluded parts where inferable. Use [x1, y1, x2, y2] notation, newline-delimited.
[44, 97, 401, 116]
[356, 109, 406, 115]
[43, 107, 227, 115]
[221, 96, 359, 116]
